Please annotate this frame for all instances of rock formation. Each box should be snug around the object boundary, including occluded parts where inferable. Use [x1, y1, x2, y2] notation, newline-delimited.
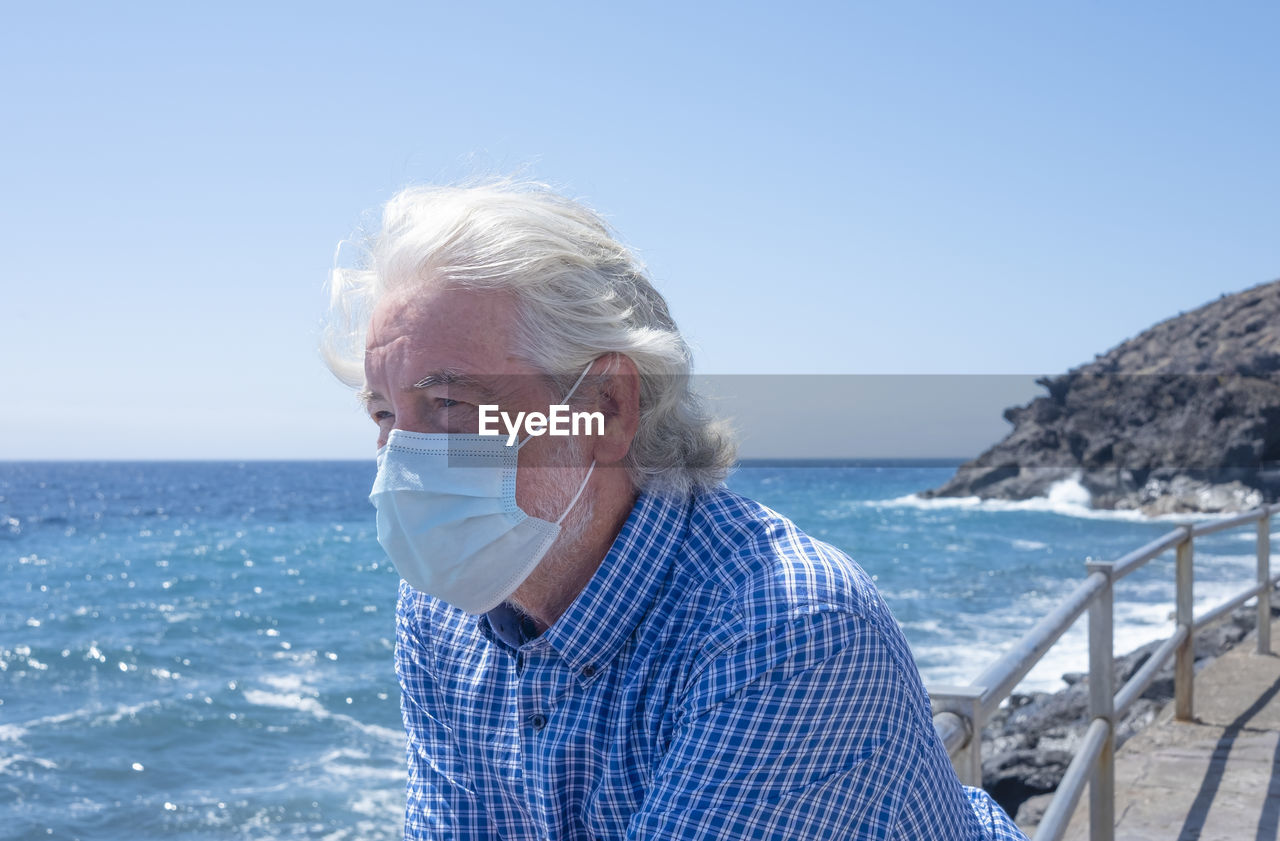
[923, 278, 1280, 513]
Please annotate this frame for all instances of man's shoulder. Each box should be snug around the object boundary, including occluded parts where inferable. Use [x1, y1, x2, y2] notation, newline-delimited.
[677, 487, 891, 632]
[653, 487, 933, 728]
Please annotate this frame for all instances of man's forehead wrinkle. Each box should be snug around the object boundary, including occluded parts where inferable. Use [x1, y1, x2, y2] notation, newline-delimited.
[364, 328, 415, 354]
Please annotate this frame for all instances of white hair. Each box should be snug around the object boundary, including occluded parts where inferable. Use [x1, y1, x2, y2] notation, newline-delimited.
[321, 179, 736, 496]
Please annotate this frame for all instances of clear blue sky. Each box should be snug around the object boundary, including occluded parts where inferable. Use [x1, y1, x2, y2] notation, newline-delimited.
[3, 2, 1277, 459]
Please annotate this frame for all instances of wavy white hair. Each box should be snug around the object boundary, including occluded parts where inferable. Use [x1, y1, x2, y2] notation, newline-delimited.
[321, 180, 735, 496]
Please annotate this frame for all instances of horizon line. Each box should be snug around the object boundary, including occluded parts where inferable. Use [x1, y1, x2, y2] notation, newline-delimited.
[0, 456, 975, 465]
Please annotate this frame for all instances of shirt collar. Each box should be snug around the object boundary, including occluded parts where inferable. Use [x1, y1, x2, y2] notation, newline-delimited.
[540, 489, 691, 684]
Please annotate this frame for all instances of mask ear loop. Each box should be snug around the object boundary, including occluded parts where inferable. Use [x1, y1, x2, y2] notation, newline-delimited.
[516, 361, 597, 451]
[555, 460, 596, 525]
[551, 360, 599, 521]
[510, 360, 600, 522]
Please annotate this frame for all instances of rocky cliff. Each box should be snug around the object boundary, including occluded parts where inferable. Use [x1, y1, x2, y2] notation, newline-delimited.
[922, 278, 1280, 513]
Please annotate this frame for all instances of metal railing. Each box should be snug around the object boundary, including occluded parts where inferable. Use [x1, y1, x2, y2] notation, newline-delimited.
[929, 501, 1279, 841]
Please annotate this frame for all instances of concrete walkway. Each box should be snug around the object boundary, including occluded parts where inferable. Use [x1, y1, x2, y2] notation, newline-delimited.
[1057, 614, 1280, 841]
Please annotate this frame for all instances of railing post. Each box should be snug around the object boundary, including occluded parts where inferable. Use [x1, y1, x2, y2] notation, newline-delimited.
[1261, 512, 1272, 656]
[1175, 525, 1195, 722]
[1086, 561, 1115, 841]
[930, 684, 986, 786]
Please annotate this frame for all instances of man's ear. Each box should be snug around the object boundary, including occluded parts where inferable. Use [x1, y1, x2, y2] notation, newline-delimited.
[587, 353, 640, 466]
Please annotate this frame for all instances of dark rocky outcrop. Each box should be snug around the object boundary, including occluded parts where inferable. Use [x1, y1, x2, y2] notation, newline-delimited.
[923, 279, 1280, 513]
[979, 592, 1278, 824]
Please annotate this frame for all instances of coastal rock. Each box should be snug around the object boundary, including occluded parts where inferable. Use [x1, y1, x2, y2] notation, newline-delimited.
[922, 279, 1280, 512]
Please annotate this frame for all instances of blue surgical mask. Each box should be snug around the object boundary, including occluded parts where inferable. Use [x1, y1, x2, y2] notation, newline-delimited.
[368, 365, 596, 614]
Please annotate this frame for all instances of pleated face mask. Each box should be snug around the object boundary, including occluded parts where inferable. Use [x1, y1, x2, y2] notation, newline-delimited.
[367, 366, 595, 614]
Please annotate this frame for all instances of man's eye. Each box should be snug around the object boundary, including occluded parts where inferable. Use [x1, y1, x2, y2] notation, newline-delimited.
[372, 410, 393, 422]
[439, 398, 460, 409]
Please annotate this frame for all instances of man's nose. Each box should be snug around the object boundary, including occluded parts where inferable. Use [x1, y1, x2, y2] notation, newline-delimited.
[391, 406, 435, 435]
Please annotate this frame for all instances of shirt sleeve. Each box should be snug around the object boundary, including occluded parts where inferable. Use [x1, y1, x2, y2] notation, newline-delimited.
[625, 606, 1024, 840]
[395, 583, 498, 841]
[963, 785, 1034, 841]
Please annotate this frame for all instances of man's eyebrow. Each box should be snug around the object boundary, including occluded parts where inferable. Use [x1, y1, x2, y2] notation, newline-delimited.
[413, 370, 479, 390]
[356, 371, 507, 409]
[412, 370, 500, 399]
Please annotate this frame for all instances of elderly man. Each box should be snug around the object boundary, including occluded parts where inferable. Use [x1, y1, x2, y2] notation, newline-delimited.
[323, 181, 1029, 840]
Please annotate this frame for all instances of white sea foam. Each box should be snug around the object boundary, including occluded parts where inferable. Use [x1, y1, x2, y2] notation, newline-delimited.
[917, 570, 1267, 696]
[319, 813, 403, 841]
[919, 612, 1093, 696]
[332, 712, 403, 744]
[243, 684, 402, 745]
[98, 701, 157, 724]
[348, 786, 403, 816]
[314, 747, 369, 764]
[316, 748, 404, 783]
[17, 708, 89, 730]
[261, 673, 313, 693]
[869, 474, 1235, 524]
[242, 689, 327, 716]
[0, 701, 159, 748]
[0, 752, 58, 775]
[1011, 539, 1049, 551]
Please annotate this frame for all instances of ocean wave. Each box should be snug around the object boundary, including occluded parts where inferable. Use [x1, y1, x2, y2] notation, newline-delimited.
[0, 724, 27, 742]
[0, 700, 161, 745]
[919, 621, 1094, 695]
[864, 475, 1235, 524]
[98, 701, 158, 724]
[242, 688, 327, 716]
[900, 618, 945, 634]
[1233, 527, 1280, 541]
[0, 752, 58, 775]
[313, 748, 404, 784]
[242, 686, 401, 745]
[331, 713, 402, 745]
[918, 579, 1260, 696]
[261, 673, 313, 693]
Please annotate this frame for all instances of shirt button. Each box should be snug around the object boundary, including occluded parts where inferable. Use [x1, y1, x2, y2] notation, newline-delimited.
[581, 665, 596, 678]
[526, 713, 548, 731]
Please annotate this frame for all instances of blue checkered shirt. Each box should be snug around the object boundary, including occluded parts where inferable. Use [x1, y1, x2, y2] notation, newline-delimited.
[395, 488, 1030, 839]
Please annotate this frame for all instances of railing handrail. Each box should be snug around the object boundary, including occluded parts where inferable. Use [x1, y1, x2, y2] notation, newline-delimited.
[1111, 528, 1184, 581]
[973, 571, 1108, 719]
[929, 500, 1277, 841]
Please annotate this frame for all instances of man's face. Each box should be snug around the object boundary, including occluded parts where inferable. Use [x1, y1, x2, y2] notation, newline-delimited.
[362, 283, 589, 522]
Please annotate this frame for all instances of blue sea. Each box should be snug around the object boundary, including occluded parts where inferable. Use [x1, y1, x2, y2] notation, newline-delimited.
[2, 460, 1271, 840]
